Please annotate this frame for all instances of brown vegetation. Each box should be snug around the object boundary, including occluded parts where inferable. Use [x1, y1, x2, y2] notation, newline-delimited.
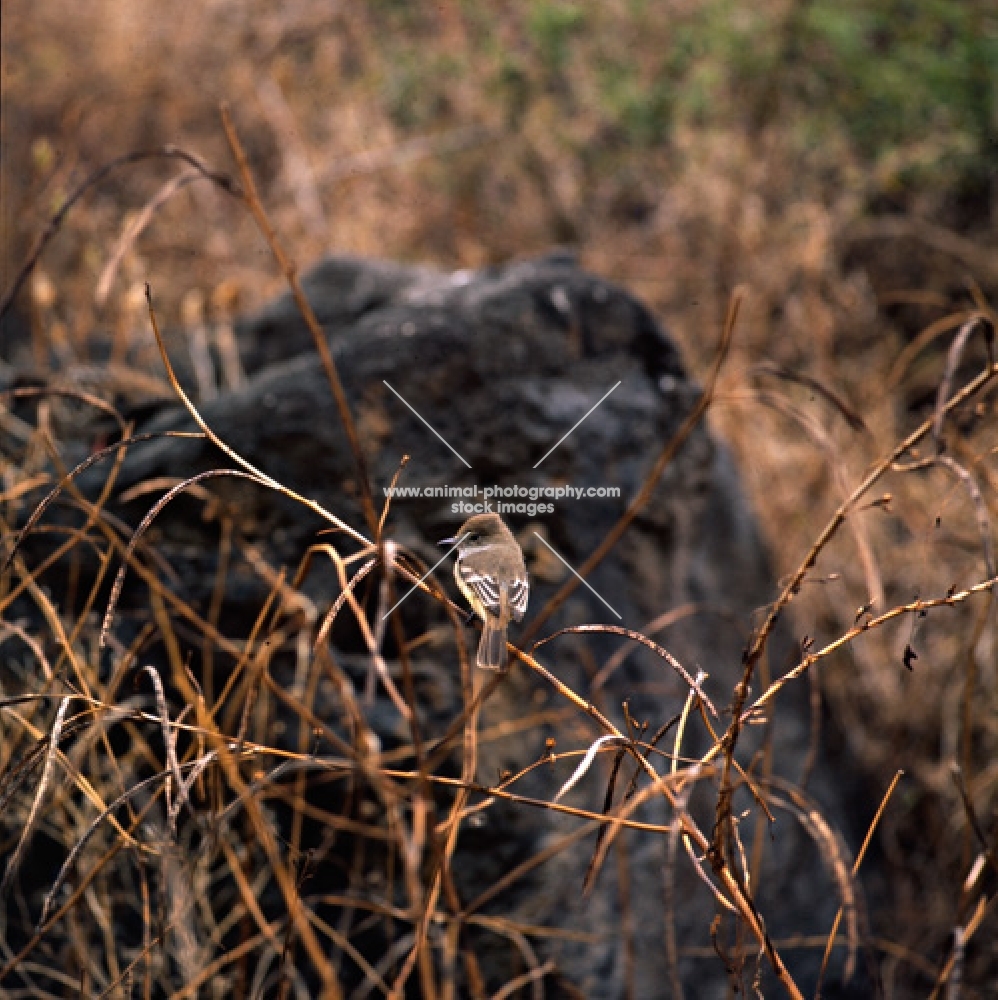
[2, 2, 996, 996]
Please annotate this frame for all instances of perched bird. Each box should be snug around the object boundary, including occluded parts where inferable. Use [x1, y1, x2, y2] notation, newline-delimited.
[439, 513, 529, 670]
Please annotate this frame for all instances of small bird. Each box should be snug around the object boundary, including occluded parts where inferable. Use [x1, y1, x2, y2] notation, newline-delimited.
[439, 513, 529, 670]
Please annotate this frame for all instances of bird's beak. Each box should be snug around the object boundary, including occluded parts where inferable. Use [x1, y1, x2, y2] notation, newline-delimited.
[438, 536, 457, 547]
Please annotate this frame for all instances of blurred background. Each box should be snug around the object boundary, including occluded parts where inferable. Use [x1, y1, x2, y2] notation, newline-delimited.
[2, 1, 997, 993]
[3, 1, 995, 355]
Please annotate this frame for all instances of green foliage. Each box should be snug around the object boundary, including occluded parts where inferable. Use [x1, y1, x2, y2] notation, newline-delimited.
[383, 51, 461, 131]
[597, 59, 674, 147]
[527, 1, 586, 76]
[586, 0, 998, 192]
[374, 1, 994, 189]
[495, 56, 533, 129]
[687, 0, 997, 190]
[796, 0, 996, 160]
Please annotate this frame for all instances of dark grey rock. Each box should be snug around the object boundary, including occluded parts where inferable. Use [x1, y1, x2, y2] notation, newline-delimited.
[68, 254, 866, 997]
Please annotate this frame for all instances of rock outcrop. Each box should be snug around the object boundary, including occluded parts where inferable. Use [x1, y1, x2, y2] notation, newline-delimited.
[19, 254, 867, 997]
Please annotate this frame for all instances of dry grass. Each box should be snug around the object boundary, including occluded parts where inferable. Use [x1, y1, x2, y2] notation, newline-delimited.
[2, 2, 997, 997]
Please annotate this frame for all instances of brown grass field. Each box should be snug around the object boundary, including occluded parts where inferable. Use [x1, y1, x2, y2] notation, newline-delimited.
[1, 2, 996, 997]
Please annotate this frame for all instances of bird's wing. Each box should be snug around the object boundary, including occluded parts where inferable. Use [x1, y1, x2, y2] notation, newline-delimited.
[508, 576, 529, 622]
[458, 564, 529, 622]
[457, 562, 503, 618]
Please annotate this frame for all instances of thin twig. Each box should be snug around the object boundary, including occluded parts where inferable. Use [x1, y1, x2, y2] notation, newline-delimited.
[219, 104, 380, 538]
[0, 146, 239, 320]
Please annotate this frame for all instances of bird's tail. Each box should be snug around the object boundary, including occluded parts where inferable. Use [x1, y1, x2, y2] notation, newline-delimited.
[477, 617, 509, 671]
